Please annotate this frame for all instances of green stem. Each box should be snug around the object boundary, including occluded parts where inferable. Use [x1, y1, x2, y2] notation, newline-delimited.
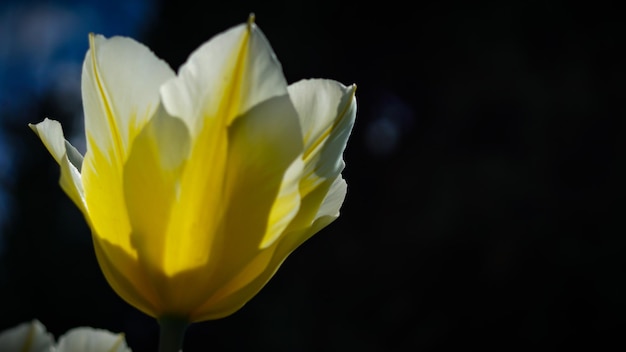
[158, 317, 189, 352]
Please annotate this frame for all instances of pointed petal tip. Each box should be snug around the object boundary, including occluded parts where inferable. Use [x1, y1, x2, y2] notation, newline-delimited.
[87, 33, 106, 52]
[29, 117, 56, 135]
[248, 12, 256, 26]
[28, 117, 48, 126]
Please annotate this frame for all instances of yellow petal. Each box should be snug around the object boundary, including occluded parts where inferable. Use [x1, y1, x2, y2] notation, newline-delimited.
[81, 33, 175, 255]
[279, 176, 348, 264]
[123, 105, 190, 287]
[192, 177, 347, 321]
[207, 95, 303, 286]
[94, 108, 192, 319]
[189, 247, 278, 321]
[28, 118, 87, 215]
[92, 237, 161, 318]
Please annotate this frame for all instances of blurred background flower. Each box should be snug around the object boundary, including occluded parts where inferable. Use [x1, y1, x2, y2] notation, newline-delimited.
[0, 319, 130, 352]
[2, 0, 626, 351]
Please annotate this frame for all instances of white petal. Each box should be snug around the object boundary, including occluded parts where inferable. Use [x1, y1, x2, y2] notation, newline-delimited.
[316, 176, 348, 220]
[0, 320, 54, 352]
[81, 33, 175, 165]
[55, 327, 130, 352]
[288, 79, 357, 195]
[160, 17, 288, 136]
[29, 118, 86, 213]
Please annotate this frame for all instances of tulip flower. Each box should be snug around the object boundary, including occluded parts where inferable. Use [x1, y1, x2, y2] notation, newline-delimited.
[29, 14, 356, 351]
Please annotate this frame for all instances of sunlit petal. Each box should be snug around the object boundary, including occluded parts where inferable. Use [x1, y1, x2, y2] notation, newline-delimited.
[28, 118, 86, 215]
[289, 79, 357, 193]
[160, 16, 287, 134]
[82, 33, 175, 164]
[286, 80, 356, 231]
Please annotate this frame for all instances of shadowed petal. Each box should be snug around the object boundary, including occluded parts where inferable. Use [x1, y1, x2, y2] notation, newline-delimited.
[190, 178, 346, 321]
[123, 105, 191, 287]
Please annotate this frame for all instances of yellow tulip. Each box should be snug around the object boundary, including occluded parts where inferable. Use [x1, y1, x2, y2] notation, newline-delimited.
[29, 16, 356, 323]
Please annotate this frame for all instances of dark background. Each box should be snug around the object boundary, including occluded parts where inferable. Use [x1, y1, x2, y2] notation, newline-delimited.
[2, 0, 626, 351]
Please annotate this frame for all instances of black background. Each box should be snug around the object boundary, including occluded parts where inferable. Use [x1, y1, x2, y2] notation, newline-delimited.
[2, 0, 626, 351]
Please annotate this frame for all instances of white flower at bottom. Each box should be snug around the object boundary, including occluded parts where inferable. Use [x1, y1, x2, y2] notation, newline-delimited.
[0, 320, 131, 352]
[0, 320, 53, 352]
[53, 327, 130, 352]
